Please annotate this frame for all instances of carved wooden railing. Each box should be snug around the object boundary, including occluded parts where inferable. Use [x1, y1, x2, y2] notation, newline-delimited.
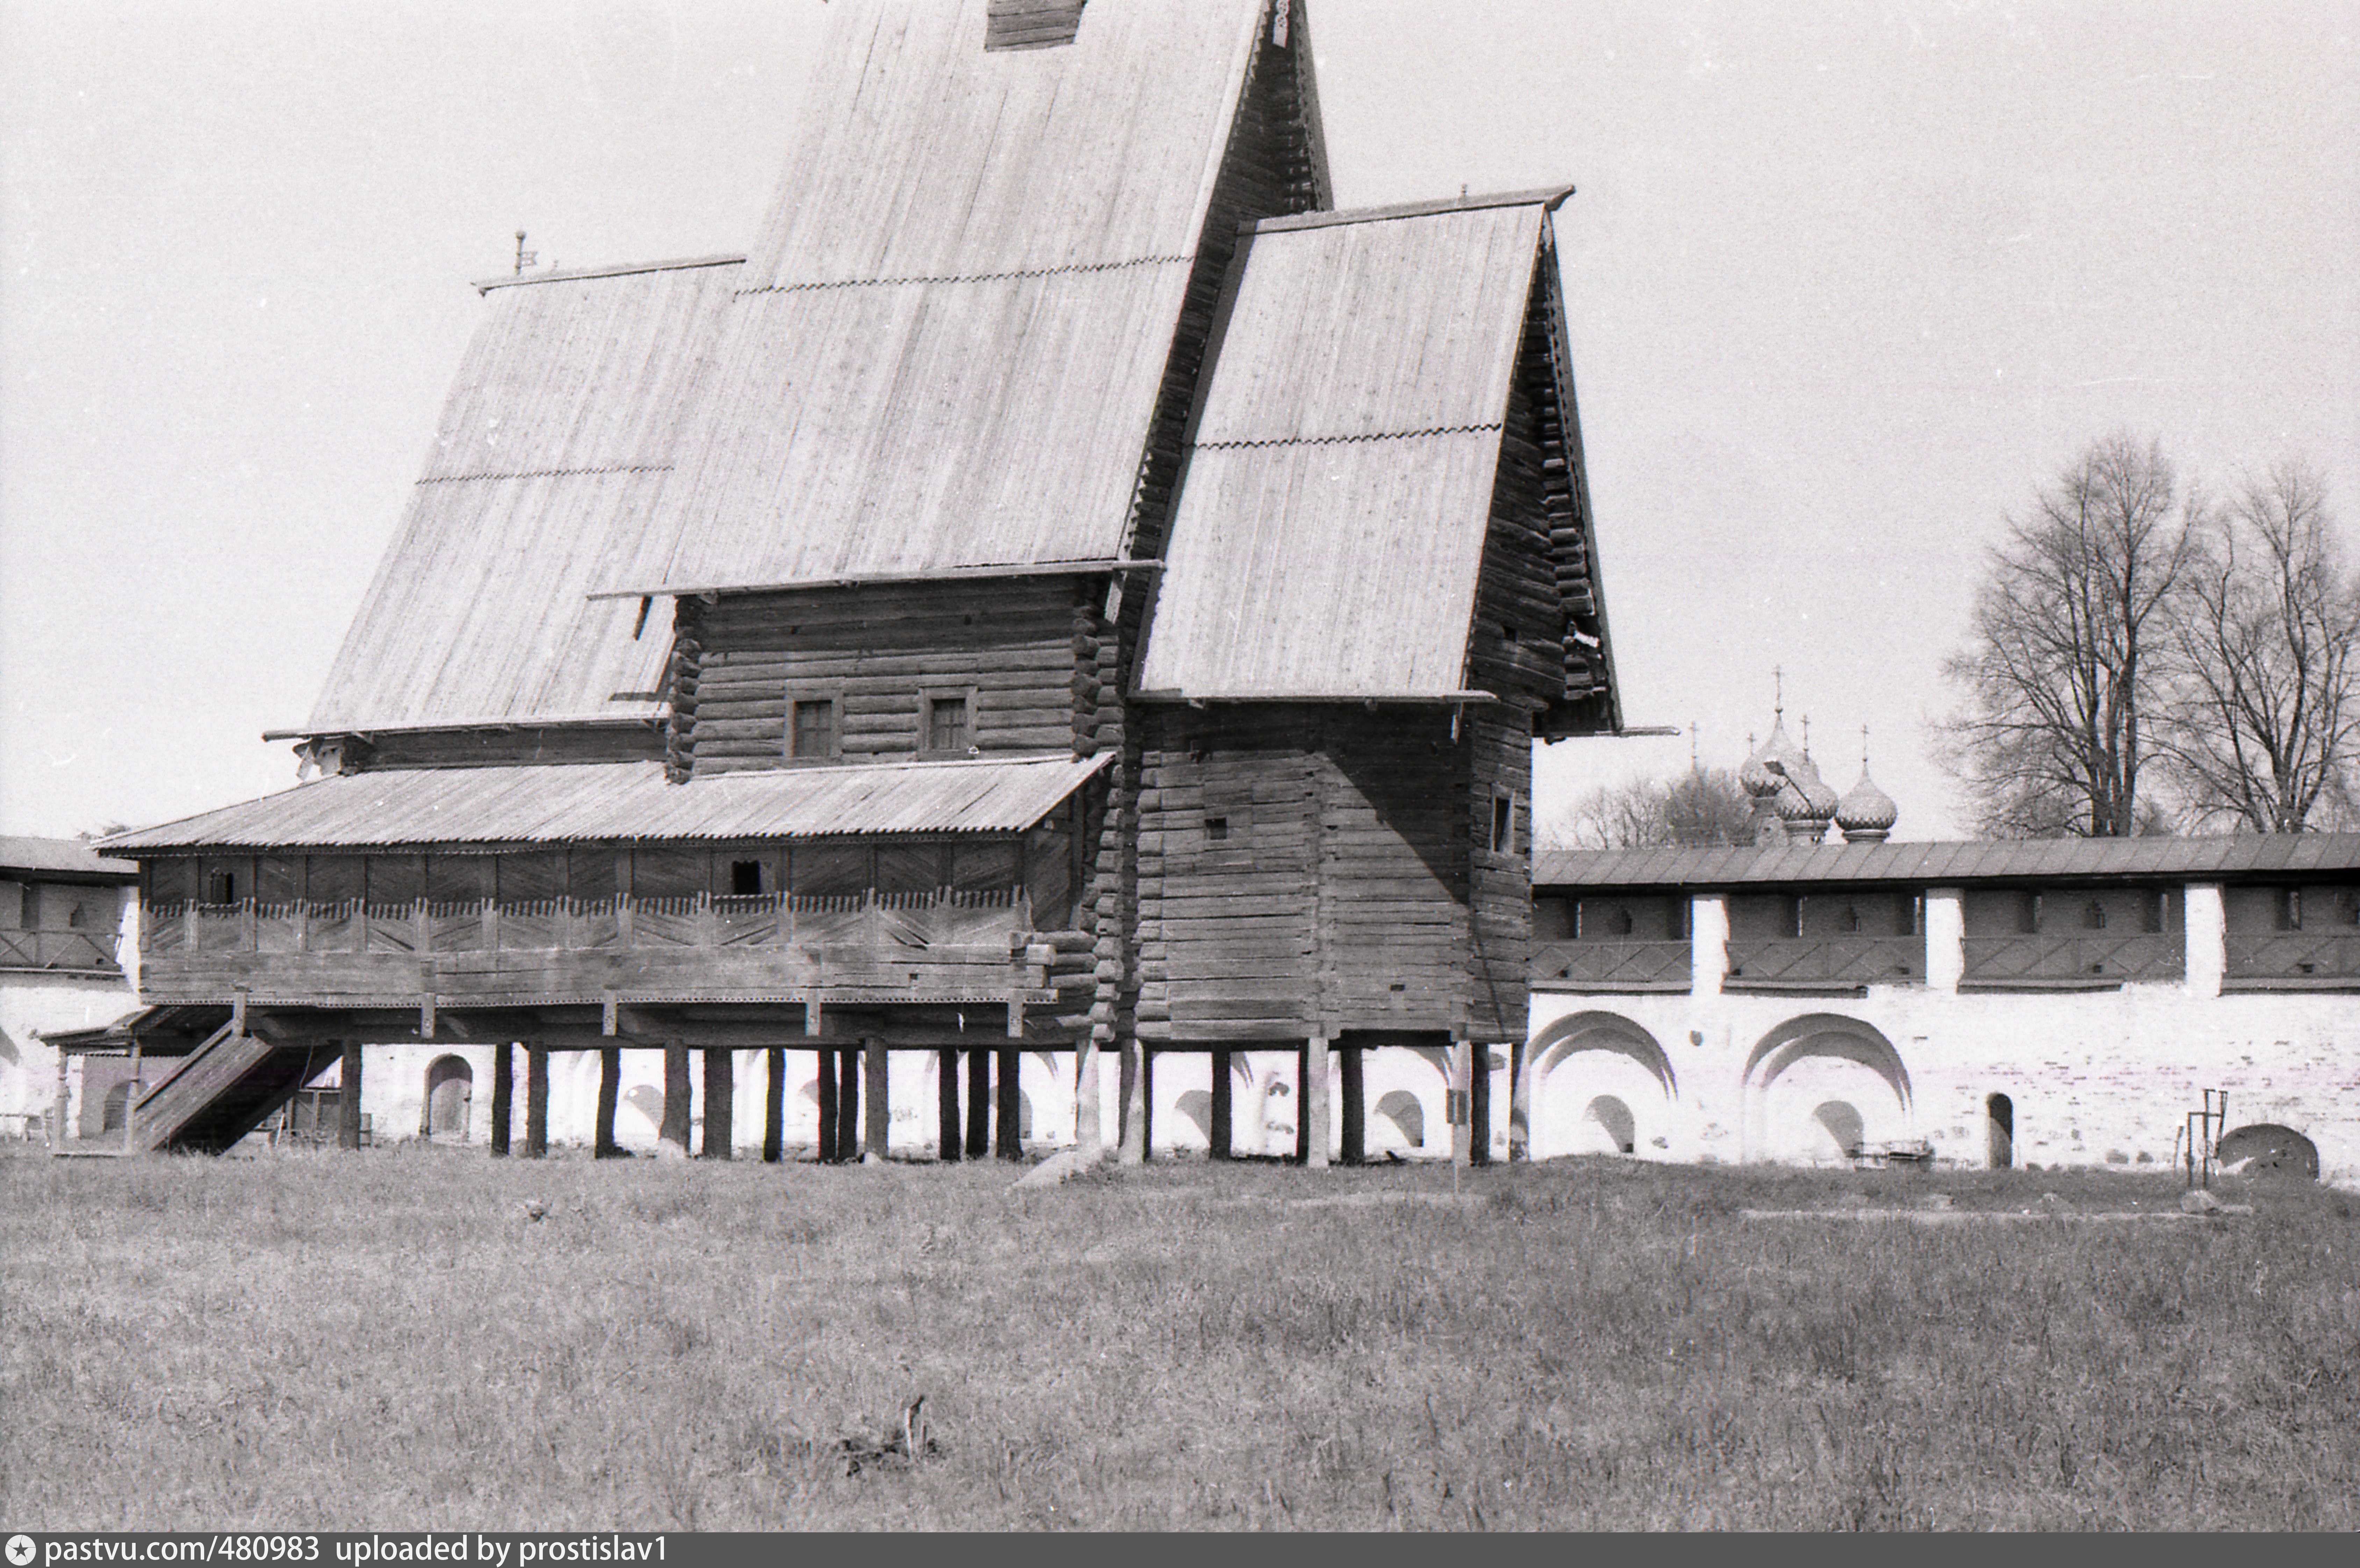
[1530, 939, 1691, 988]
[2225, 931, 2360, 983]
[1961, 932, 2181, 984]
[1725, 935, 1923, 986]
[0, 929, 121, 974]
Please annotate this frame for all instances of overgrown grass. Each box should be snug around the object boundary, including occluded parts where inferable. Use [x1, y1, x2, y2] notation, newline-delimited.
[3, 1146, 2354, 1530]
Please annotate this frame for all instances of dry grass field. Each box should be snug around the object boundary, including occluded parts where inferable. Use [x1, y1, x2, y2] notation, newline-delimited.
[3, 1145, 2355, 1531]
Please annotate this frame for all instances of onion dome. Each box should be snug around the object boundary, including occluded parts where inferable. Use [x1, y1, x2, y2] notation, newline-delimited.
[1741, 719, 1799, 800]
[1838, 767, 1898, 843]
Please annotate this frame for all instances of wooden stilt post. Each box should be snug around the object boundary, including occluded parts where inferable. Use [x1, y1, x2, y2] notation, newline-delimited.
[490, 1043, 514, 1157]
[966, 1047, 990, 1157]
[1304, 1034, 1329, 1170]
[1340, 1042, 1365, 1166]
[837, 1046, 860, 1162]
[937, 1048, 961, 1162]
[995, 1045, 1021, 1160]
[1118, 1039, 1146, 1166]
[1507, 1035, 1530, 1163]
[703, 1047, 734, 1159]
[1139, 1047, 1155, 1163]
[1293, 1042, 1310, 1165]
[124, 1035, 143, 1156]
[661, 1041, 692, 1153]
[525, 1043, 548, 1157]
[816, 1048, 839, 1163]
[862, 1038, 888, 1162]
[338, 1039, 364, 1151]
[595, 1046, 622, 1158]
[1075, 1030, 1104, 1161]
[1449, 1036, 1472, 1169]
[1470, 1043, 1493, 1167]
[51, 1048, 68, 1149]
[1210, 1048, 1233, 1160]
[763, 1046, 785, 1164]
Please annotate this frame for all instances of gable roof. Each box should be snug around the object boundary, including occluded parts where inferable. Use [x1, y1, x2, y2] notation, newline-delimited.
[305, 257, 743, 733]
[0, 835, 139, 881]
[632, 0, 1288, 592]
[97, 755, 1112, 853]
[1136, 192, 1567, 699]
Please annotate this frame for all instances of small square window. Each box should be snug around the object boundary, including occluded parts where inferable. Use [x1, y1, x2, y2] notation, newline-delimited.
[790, 698, 837, 760]
[926, 694, 970, 754]
[206, 871, 238, 905]
[1205, 816, 1229, 842]
[730, 860, 765, 897]
[1490, 794, 1515, 855]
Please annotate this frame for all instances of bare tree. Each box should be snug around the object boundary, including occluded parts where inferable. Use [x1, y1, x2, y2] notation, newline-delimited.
[2154, 463, 2360, 832]
[1940, 436, 2195, 837]
[1546, 766, 1753, 849]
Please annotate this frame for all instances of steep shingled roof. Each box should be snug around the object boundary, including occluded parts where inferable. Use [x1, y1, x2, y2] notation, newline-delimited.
[305, 258, 743, 732]
[1136, 193, 1568, 698]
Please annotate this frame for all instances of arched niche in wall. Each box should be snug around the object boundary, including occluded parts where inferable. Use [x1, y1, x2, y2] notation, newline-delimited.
[424, 1054, 474, 1140]
[2217, 1123, 2318, 1180]
[1522, 1011, 1676, 1160]
[1742, 1013, 1912, 1164]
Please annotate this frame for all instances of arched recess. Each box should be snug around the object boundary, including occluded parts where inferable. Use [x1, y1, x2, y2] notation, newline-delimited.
[1522, 1012, 1676, 1160]
[1742, 1014, 1911, 1164]
[425, 1054, 474, 1139]
[1373, 1089, 1425, 1151]
[2217, 1123, 2318, 1180]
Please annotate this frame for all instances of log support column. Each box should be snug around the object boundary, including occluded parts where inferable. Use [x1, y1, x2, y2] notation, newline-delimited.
[937, 1048, 961, 1162]
[1304, 1034, 1329, 1170]
[763, 1046, 786, 1164]
[1470, 1043, 1493, 1167]
[525, 1043, 548, 1158]
[661, 1042, 692, 1154]
[862, 1038, 888, 1161]
[816, 1048, 839, 1163]
[1210, 1049, 1233, 1161]
[995, 1045, 1021, 1160]
[837, 1045, 861, 1162]
[966, 1048, 990, 1157]
[1449, 1036, 1472, 1169]
[338, 1039, 364, 1152]
[1339, 1043, 1365, 1166]
[1138, 1047, 1154, 1163]
[595, 1046, 622, 1158]
[702, 1047, 734, 1159]
[490, 1043, 514, 1157]
[1075, 1032, 1103, 1161]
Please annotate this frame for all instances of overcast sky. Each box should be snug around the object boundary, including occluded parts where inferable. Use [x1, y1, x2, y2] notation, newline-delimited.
[3, 0, 2354, 843]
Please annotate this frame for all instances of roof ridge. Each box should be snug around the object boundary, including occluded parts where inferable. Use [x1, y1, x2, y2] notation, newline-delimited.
[741, 254, 1192, 295]
[472, 253, 745, 295]
[1247, 185, 1574, 235]
[1191, 422, 1503, 451]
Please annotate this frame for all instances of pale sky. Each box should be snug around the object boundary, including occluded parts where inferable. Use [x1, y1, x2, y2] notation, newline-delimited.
[3, 0, 2355, 843]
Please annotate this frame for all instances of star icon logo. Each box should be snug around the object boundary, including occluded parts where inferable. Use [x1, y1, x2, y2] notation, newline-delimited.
[6, 1534, 36, 1566]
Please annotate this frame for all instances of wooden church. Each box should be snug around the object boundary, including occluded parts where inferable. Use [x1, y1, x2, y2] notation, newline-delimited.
[99, 0, 1623, 1165]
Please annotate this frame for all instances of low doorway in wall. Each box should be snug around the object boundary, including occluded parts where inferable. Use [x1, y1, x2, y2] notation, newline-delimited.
[1584, 1094, 1637, 1155]
[2217, 1123, 2318, 1180]
[1987, 1092, 2014, 1169]
[425, 1055, 474, 1140]
[100, 1080, 145, 1135]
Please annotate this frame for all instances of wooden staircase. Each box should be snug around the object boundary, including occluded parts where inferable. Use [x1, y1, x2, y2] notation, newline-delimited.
[129, 1023, 335, 1154]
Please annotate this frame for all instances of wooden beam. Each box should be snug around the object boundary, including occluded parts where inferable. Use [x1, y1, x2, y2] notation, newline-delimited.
[490, 1042, 514, 1157]
[1470, 1041, 1493, 1167]
[1139, 1047, 1154, 1164]
[1305, 1034, 1329, 1171]
[1449, 1037, 1472, 1169]
[1210, 1048, 1232, 1160]
[702, 1046, 734, 1159]
[595, 1046, 622, 1158]
[816, 1047, 839, 1162]
[763, 1046, 785, 1164]
[1340, 1044, 1365, 1166]
[1075, 1029, 1103, 1161]
[525, 1043, 549, 1157]
[862, 1038, 888, 1162]
[661, 1042, 692, 1153]
[937, 1048, 961, 1162]
[995, 1045, 1021, 1161]
[965, 1047, 989, 1157]
[338, 1039, 363, 1152]
[1119, 1039, 1146, 1166]
[1294, 1043, 1310, 1166]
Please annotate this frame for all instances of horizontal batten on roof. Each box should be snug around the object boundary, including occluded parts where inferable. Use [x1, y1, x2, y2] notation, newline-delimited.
[99, 754, 1113, 853]
[588, 559, 1163, 602]
[472, 253, 746, 295]
[1532, 834, 2360, 889]
[1247, 185, 1574, 234]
